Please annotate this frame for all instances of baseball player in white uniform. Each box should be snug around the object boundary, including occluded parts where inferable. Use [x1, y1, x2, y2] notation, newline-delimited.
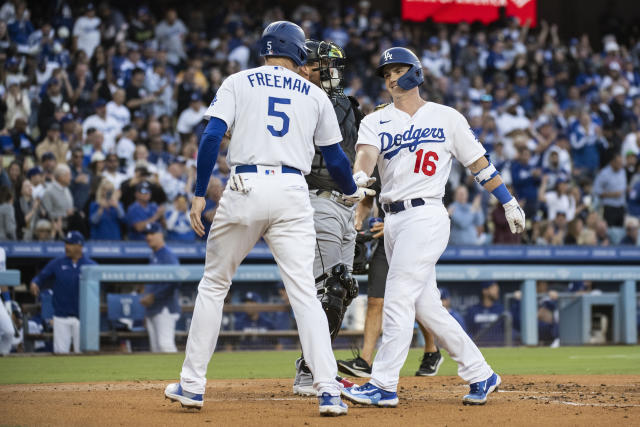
[342, 47, 525, 407]
[0, 247, 15, 355]
[164, 21, 373, 417]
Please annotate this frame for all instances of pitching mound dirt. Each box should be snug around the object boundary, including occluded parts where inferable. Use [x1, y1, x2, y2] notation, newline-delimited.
[1, 375, 638, 426]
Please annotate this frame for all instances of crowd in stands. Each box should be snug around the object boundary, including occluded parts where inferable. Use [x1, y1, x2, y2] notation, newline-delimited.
[0, 0, 638, 246]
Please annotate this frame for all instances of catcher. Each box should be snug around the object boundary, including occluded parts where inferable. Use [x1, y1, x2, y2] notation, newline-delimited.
[292, 39, 364, 395]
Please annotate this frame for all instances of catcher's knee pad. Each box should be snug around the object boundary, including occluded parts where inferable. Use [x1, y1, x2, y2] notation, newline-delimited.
[316, 264, 359, 341]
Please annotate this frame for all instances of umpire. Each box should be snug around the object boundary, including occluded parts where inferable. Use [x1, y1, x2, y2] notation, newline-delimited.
[293, 40, 363, 395]
[29, 231, 97, 354]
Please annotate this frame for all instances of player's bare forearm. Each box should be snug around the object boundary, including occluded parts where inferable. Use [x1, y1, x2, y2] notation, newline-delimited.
[353, 145, 379, 177]
[468, 156, 502, 192]
[354, 195, 374, 230]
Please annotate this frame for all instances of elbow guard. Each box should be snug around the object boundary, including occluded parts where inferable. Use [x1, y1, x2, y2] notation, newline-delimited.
[473, 162, 499, 186]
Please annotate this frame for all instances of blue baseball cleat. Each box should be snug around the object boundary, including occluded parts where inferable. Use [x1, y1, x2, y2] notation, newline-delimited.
[341, 382, 399, 407]
[462, 373, 501, 405]
[164, 383, 204, 409]
[318, 392, 348, 416]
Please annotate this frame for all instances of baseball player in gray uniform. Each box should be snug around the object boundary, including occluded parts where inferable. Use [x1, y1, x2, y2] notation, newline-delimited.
[293, 39, 363, 396]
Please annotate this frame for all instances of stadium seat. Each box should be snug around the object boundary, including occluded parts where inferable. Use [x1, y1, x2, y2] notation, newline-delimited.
[106, 294, 146, 332]
[40, 289, 54, 327]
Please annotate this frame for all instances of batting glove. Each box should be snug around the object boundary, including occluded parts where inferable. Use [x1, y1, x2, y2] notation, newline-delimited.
[343, 187, 376, 204]
[230, 174, 250, 194]
[503, 198, 526, 234]
[352, 171, 376, 188]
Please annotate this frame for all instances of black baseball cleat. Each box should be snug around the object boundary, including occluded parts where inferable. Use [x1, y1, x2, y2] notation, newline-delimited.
[337, 356, 372, 378]
[415, 350, 443, 376]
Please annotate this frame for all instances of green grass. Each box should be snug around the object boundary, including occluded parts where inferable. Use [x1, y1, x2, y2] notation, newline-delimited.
[0, 346, 638, 385]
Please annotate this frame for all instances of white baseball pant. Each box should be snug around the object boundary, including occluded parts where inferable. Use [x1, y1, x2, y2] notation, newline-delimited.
[53, 316, 81, 354]
[180, 168, 340, 396]
[370, 203, 493, 392]
[0, 302, 13, 355]
[146, 306, 179, 353]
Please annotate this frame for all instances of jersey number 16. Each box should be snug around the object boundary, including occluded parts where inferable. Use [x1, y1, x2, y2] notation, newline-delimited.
[413, 149, 438, 176]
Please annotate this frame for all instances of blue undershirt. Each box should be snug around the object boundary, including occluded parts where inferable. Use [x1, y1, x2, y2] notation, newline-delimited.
[195, 118, 227, 197]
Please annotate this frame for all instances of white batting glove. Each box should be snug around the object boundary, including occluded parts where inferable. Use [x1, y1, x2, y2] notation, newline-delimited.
[230, 174, 250, 194]
[503, 198, 526, 234]
[352, 171, 376, 188]
[343, 187, 376, 204]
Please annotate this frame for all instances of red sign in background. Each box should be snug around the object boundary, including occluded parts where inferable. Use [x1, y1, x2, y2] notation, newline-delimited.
[402, 0, 537, 27]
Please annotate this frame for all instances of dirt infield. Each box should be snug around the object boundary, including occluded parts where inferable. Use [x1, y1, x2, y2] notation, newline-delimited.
[1, 375, 639, 426]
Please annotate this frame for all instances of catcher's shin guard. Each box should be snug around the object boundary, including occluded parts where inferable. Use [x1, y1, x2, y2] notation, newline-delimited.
[317, 264, 359, 341]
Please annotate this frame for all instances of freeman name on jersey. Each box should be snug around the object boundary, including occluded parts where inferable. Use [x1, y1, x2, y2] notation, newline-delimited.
[246, 71, 311, 95]
[380, 124, 445, 160]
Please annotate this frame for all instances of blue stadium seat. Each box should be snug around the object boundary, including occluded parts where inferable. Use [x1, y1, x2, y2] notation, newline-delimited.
[106, 294, 146, 332]
[40, 289, 54, 325]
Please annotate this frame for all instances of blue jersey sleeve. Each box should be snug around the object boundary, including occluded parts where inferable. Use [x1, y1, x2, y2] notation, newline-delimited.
[33, 258, 58, 287]
[319, 143, 357, 195]
[195, 118, 228, 197]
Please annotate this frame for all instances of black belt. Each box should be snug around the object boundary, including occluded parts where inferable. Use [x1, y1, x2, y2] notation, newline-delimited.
[235, 165, 301, 175]
[382, 198, 428, 214]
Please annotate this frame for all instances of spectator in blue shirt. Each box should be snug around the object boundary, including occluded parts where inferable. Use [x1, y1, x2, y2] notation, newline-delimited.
[464, 281, 504, 345]
[89, 180, 125, 240]
[139, 222, 181, 352]
[620, 217, 639, 245]
[510, 146, 542, 218]
[29, 231, 97, 353]
[593, 154, 627, 227]
[569, 111, 607, 175]
[126, 181, 164, 240]
[448, 186, 484, 245]
[7, 3, 33, 47]
[628, 172, 640, 218]
[165, 193, 196, 241]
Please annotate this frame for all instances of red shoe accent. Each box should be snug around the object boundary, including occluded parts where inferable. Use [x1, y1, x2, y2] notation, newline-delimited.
[336, 376, 356, 388]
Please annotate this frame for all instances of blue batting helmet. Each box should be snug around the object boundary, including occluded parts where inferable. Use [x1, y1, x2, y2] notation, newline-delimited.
[259, 21, 307, 66]
[376, 47, 424, 90]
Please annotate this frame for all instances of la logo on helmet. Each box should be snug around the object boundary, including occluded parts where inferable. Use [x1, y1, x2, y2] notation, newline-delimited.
[384, 51, 393, 61]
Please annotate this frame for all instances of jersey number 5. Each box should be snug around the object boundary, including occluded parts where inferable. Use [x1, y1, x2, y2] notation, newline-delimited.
[267, 96, 290, 137]
[413, 149, 438, 176]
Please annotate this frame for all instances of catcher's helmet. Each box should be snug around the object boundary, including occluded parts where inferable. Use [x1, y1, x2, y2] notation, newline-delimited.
[376, 47, 424, 90]
[305, 39, 347, 95]
[260, 21, 307, 66]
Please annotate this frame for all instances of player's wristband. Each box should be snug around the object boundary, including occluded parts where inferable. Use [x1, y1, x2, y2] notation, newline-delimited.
[1, 291, 9, 302]
[492, 183, 513, 205]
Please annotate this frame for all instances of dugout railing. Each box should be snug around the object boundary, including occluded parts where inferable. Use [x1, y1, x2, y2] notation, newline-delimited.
[74, 264, 639, 352]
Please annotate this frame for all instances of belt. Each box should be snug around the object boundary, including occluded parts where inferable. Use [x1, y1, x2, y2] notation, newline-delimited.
[314, 190, 354, 207]
[382, 197, 441, 214]
[235, 164, 301, 175]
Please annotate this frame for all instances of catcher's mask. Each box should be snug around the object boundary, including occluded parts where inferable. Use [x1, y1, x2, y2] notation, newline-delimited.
[305, 39, 346, 95]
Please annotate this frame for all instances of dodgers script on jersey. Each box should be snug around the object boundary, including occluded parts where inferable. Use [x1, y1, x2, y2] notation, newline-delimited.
[204, 65, 342, 173]
[356, 102, 486, 203]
